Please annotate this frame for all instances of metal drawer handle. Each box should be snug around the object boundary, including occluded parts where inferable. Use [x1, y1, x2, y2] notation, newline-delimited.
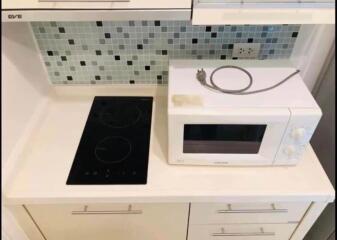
[212, 227, 275, 237]
[217, 204, 288, 214]
[72, 204, 143, 215]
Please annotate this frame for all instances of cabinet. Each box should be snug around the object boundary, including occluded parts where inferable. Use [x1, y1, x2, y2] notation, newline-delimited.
[2, 0, 191, 22]
[9, 200, 333, 240]
[192, 0, 335, 24]
[19, 201, 318, 240]
[26, 203, 189, 240]
[2, 0, 192, 10]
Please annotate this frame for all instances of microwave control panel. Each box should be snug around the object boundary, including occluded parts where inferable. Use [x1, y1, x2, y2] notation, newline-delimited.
[274, 108, 322, 165]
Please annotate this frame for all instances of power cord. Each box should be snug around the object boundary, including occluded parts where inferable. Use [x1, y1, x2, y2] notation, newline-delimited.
[196, 65, 301, 95]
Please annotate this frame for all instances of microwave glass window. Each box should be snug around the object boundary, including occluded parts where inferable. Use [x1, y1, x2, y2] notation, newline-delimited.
[183, 124, 267, 154]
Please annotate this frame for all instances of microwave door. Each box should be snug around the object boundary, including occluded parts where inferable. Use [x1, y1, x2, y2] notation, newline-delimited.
[183, 124, 267, 154]
[168, 108, 290, 166]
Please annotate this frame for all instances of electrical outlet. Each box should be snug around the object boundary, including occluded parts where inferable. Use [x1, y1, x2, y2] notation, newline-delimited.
[232, 43, 261, 59]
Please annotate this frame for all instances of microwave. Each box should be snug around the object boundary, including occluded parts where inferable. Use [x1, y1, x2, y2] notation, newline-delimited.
[168, 60, 322, 166]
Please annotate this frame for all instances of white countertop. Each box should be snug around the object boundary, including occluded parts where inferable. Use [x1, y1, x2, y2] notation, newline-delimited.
[4, 86, 335, 205]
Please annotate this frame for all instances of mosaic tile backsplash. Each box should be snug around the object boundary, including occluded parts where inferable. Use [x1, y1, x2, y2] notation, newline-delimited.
[32, 21, 300, 85]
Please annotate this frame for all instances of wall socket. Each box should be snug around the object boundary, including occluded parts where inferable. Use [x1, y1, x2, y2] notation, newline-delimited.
[232, 43, 261, 59]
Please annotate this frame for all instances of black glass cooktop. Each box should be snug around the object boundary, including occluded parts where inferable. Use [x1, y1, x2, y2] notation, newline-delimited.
[66, 96, 153, 185]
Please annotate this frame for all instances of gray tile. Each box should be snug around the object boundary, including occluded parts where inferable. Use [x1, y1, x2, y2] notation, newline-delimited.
[32, 21, 299, 85]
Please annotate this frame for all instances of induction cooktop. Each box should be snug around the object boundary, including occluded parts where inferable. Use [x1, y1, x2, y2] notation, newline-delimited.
[66, 96, 153, 185]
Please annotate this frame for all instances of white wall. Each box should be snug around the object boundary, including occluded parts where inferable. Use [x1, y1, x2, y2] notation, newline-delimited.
[291, 24, 335, 91]
[305, 45, 335, 240]
[2, 22, 50, 240]
[1, 22, 50, 162]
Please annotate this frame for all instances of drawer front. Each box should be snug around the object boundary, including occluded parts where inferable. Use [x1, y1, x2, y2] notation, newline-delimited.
[27, 203, 189, 240]
[188, 223, 297, 240]
[190, 202, 310, 224]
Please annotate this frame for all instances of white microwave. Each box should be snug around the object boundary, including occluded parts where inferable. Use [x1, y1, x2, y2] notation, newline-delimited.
[168, 60, 322, 166]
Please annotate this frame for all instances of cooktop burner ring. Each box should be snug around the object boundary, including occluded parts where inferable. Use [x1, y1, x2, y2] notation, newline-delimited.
[99, 103, 142, 128]
[94, 136, 132, 164]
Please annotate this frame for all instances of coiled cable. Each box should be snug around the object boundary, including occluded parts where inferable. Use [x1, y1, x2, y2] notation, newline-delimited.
[196, 65, 300, 95]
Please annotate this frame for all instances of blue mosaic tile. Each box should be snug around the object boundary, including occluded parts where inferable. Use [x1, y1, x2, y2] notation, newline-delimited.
[31, 21, 300, 85]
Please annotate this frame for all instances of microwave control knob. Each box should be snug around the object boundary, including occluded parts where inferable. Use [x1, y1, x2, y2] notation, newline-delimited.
[290, 128, 306, 141]
[283, 146, 296, 156]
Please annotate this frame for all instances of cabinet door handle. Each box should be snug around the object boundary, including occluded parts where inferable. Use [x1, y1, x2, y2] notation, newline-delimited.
[72, 204, 143, 215]
[217, 203, 288, 214]
[212, 227, 275, 237]
[212, 232, 275, 237]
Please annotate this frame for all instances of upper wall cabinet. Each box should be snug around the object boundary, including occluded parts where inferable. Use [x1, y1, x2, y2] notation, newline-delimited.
[2, 0, 192, 22]
[192, 0, 335, 24]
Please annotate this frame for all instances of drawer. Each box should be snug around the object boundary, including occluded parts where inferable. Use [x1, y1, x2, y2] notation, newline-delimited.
[190, 202, 310, 224]
[188, 223, 297, 240]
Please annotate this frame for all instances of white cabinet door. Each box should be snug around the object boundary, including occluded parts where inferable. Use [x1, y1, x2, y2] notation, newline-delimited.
[26, 203, 189, 240]
[193, 0, 335, 24]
